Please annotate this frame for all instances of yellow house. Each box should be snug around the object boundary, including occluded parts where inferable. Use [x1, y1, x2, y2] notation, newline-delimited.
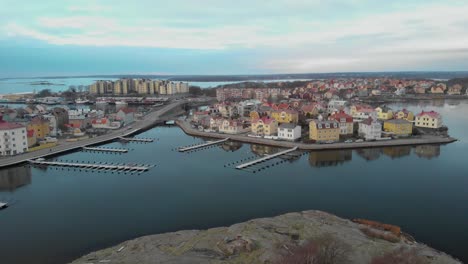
[383, 119, 413, 136]
[415, 111, 442, 129]
[249, 111, 260, 120]
[27, 117, 50, 140]
[375, 106, 393, 120]
[394, 109, 414, 121]
[251, 117, 278, 136]
[309, 120, 340, 142]
[271, 110, 299, 124]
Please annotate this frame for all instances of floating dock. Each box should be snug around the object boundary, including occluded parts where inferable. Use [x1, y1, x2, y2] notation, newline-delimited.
[119, 137, 154, 143]
[178, 138, 229, 152]
[82, 147, 129, 153]
[29, 159, 150, 172]
[236, 147, 298, 169]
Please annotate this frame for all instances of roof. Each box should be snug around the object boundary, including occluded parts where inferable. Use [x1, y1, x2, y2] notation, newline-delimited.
[417, 111, 440, 119]
[118, 108, 135, 114]
[252, 117, 276, 125]
[0, 120, 24, 130]
[330, 111, 353, 123]
[361, 117, 376, 126]
[279, 123, 297, 129]
[310, 119, 339, 129]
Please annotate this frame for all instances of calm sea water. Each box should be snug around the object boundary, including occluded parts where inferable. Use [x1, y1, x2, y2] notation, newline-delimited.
[0, 78, 310, 94]
[0, 100, 467, 264]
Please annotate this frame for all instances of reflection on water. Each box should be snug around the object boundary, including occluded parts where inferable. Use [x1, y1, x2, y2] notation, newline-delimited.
[220, 141, 243, 152]
[356, 148, 382, 161]
[250, 144, 279, 156]
[414, 145, 441, 159]
[0, 166, 32, 192]
[309, 150, 352, 167]
[382, 146, 412, 159]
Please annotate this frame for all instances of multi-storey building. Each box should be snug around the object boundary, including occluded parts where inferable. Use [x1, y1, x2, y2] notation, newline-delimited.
[309, 119, 340, 142]
[0, 117, 28, 156]
[415, 111, 442, 129]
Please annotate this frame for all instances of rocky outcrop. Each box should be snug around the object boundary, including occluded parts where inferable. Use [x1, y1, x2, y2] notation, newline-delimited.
[70, 210, 460, 264]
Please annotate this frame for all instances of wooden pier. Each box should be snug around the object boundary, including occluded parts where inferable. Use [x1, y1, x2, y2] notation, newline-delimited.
[119, 137, 155, 143]
[178, 138, 229, 152]
[28, 159, 150, 172]
[236, 147, 298, 170]
[82, 147, 129, 153]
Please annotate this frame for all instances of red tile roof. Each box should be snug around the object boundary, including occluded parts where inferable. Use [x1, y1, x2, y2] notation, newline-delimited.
[0, 119, 25, 130]
[330, 111, 353, 123]
[417, 111, 440, 119]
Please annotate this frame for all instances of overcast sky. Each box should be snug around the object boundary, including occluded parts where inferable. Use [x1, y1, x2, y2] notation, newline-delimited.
[1, 0, 468, 77]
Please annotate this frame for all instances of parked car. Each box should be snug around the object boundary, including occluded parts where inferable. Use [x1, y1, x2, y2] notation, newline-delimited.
[344, 139, 353, 143]
[355, 139, 364, 143]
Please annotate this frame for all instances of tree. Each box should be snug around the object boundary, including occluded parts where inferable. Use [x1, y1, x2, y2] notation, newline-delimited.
[189, 86, 202, 96]
[35, 89, 53, 98]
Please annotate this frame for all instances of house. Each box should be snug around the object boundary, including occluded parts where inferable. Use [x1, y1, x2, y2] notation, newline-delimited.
[394, 109, 414, 121]
[350, 104, 376, 120]
[0, 116, 28, 156]
[42, 114, 58, 137]
[309, 119, 340, 142]
[209, 117, 223, 131]
[413, 85, 426, 94]
[358, 117, 382, 140]
[327, 100, 347, 114]
[415, 111, 442, 129]
[329, 110, 354, 135]
[301, 104, 320, 117]
[375, 106, 393, 120]
[277, 123, 301, 141]
[193, 111, 210, 123]
[447, 84, 462, 95]
[271, 110, 299, 124]
[384, 119, 413, 136]
[218, 119, 244, 134]
[52, 107, 69, 130]
[27, 117, 50, 140]
[116, 108, 135, 126]
[251, 117, 278, 136]
[431, 83, 446, 94]
[91, 118, 121, 129]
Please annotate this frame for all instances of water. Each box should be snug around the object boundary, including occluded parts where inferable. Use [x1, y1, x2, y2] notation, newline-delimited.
[0, 100, 468, 264]
[0, 78, 311, 94]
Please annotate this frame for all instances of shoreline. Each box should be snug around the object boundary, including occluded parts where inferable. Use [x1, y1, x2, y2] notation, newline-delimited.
[176, 120, 457, 150]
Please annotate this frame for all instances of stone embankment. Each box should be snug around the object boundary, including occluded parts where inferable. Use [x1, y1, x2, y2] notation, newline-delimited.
[70, 210, 461, 264]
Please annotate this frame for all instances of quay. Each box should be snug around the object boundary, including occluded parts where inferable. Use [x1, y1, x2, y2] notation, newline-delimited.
[119, 137, 154, 143]
[236, 147, 298, 169]
[176, 120, 457, 151]
[28, 160, 150, 172]
[0, 100, 188, 168]
[178, 138, 229, 152]
[82, 147, 129, 153]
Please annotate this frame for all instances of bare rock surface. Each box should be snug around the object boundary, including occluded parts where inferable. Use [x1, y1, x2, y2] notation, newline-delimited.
[70, 210, 461, 264]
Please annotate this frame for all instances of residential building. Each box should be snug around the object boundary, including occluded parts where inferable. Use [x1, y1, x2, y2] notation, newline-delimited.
[350, 104, 376, 120]
[358, 117, 382, 140]
[251, 117, 278, 136]
[384, 119, 413, 136]
[431, 83, 446, 94]
[219, 119, 244, 134]
[116, 108, 135, 126]
[329, 110, 354, 135]
[327, 100, 346, 114]
[415, 111, 442, 129]
[43, 114, 58, 137]
[0, 117, 28, 156]
[277, 123, 301, 141]
[448, 84, 462, 95]
[394, 109, 414, 121]
[375, 106, 393, 120]
[271, 110, 299, 124]
[27, 117, 50, 140]
[309, 119, 340, 142]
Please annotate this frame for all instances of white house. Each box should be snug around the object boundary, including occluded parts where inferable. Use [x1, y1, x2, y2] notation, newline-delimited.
[0, 117, 28, 156]
[327, 100, 347, 114]
[415, 111, 442, 129]
[358, 117, 382, 140]
[277, 123, 301, 141]
[116, 108, 135, 126]
[43, 114, 58, 137]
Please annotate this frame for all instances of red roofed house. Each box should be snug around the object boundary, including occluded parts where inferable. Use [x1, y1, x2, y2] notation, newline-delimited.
[329, 110, 354, 135]
[251, 117, 278, 136]
[0, 116, 28, 156]
[415, 111, 442, 129]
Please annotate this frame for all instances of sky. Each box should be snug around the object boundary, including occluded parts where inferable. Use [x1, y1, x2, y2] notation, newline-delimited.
[1, 0, 468, 77]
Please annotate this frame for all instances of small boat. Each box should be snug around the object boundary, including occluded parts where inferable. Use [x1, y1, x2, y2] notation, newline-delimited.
[0, 202, 8, 210]
[95, 100, 108, 105]
[115, 100, 128, 106]
[75, 98, 90, 104]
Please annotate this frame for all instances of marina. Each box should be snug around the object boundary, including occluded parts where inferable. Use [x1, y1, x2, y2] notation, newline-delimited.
[177, 138, 229, 152]
[82, 147, 129, 153]
[28, 159, 150, 172]
[119, 137, 155, 143]
[236, 147, 298, 169]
